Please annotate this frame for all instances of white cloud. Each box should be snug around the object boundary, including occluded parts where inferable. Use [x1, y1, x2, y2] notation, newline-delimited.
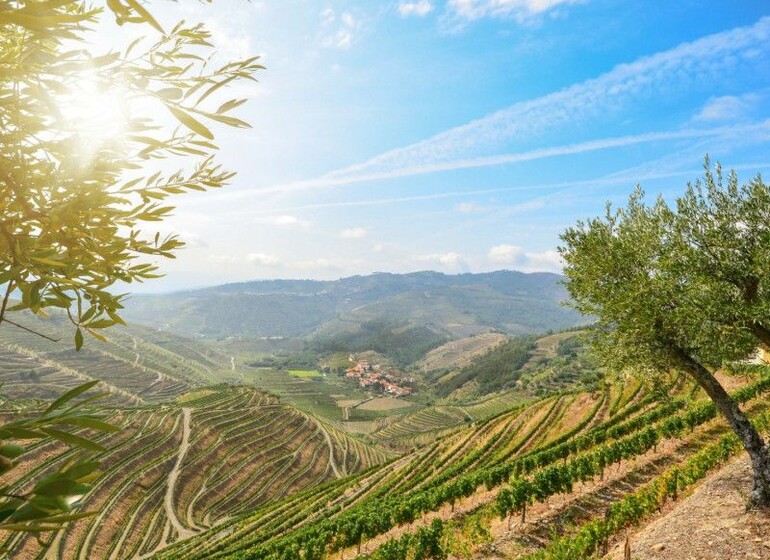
[247, 252, 281, 266]
[177, 232, 208, 249]
[262, 215, 311, 228]
[221, 252, 343, 271]
[488, 244, 524, 263]
[205, 19, 253, 59]
[341, 12, 356, 27]
[321, 9, 360, 49]
[455, 201, 483, 213]
[488, 244, 561, 272]
[694, 94, 759, 122]
[340, 227, 368, 239]
[414, 252, 466, 268]
[398, 1, 434, 17]
[321, 7, 336, 26]
[286, 17, 770, 188]
[448, 0, 581, 22]
[523, 250, 562, 272]
[256, 124, 766, 194]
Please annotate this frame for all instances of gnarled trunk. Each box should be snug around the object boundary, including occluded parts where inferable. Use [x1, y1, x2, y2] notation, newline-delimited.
[670, 345, 770, 508]
[750, 322, 770, 354]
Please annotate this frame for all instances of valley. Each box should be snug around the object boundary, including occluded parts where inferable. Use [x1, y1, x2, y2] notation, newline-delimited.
[5, 3, 770, 559]
[0, 272, 766, 559]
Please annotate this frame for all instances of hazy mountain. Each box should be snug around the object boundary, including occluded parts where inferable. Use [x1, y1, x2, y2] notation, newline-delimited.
[123, 270, 586, 342]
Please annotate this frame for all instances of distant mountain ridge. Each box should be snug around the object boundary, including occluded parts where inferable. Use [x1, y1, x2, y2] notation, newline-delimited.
[123, 270, 586, 341]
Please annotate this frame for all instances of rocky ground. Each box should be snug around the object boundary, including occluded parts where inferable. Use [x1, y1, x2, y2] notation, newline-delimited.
[605, 454, 770, 560]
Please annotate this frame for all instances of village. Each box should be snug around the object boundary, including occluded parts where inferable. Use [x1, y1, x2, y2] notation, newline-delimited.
[344, 358, 415, 397]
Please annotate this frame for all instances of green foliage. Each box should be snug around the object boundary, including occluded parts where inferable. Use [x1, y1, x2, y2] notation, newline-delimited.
[0, 381, 117, 534]
[0, 0, 261, 345]
[182, 372, 766, 560]
[436, 336, 535, 396]
[559, 160, 770, 378]
[248, 351, 318, 371]
[525, 335, 604, 396]
[0, 0, 260, 544]
[559, 160, 770, 504]
[315, 319, 449, 368]
[520, 427, 752, 560]
[555, 336, 581, 358]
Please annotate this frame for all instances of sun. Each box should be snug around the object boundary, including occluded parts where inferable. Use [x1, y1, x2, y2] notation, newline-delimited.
[57, 76, 130, 166]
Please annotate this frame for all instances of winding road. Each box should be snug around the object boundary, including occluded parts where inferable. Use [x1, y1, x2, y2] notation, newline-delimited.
[164, 408, 195, 539]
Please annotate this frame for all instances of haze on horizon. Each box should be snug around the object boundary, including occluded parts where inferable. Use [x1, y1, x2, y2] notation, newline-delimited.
[123, 0, 770, 292]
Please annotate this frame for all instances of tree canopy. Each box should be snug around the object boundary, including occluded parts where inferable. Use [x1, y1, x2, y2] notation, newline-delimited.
[559, 160, 770, 507]
[0, 0, 261, 536]
[1, 0, 262, 348]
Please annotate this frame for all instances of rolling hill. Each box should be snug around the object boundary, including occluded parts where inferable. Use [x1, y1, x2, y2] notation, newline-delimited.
[0, 312, 234, 406]
[2, 307, 767, 560]
[122, 270, 586, 343]
[1, 386, 390, 559]
[149, 369, 770, 560]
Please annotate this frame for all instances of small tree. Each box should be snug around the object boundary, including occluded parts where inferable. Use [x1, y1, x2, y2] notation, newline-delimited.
[0, 0, 261, 537]
[560, 163, 770, 508]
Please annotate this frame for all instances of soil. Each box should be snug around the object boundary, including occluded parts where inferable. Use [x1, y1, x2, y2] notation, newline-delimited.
[358, 397, 413, 411]
[604, 453, 770, 560]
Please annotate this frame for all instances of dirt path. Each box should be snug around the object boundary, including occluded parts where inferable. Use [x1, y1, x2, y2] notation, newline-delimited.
[320, 425, 343, 478]
[604, 454, 770, 560]
[343, 397, 373, 421]
[164, 408, 195, 540]
[230, 356, 235, 371]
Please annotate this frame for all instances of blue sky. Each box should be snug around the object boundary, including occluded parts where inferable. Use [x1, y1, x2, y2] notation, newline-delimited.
[131, 0, 770, 291]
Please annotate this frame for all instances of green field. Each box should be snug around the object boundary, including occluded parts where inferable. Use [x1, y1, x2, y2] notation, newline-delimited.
[289, 369, 324, 378]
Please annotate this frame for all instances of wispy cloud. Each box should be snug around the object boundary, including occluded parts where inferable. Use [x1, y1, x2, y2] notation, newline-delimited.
[455, 201, 484, 213]
[398, 1, 434, 17]
[447, 0, 581, 23]
[320, 8, 361, 49]
[248, 122, 770, 194]
[259, 215, 312, 228]
[693, 93, 760, 122]
[340, 227, 368, 239]
[302, 17, 770, 184]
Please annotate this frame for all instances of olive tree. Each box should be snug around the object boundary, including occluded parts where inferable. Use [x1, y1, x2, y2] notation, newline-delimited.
[560, 167, 770, 508]
[1, 0, 261, 347]
[0, 0, 260, 534]
[673, 162, 770, 350]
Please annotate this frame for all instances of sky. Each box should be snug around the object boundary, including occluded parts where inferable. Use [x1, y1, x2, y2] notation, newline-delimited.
[112, 0, 770, 292]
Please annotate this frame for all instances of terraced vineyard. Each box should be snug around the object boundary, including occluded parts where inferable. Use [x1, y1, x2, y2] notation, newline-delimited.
[3, 309, 764, 560]
[1, 387, 390, 559]
[147, 375, 655, 558]
[144, 368, 770, 560]
[0, 315, 234, 405]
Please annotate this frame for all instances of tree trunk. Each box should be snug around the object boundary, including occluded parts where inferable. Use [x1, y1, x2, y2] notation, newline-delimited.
[624, 533, 631, 560]
[750, 322, 770, 354]
[670, 345, 770, 508]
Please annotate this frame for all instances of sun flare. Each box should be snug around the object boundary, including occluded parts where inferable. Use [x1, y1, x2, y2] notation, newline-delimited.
[57, 77, 129, 165]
